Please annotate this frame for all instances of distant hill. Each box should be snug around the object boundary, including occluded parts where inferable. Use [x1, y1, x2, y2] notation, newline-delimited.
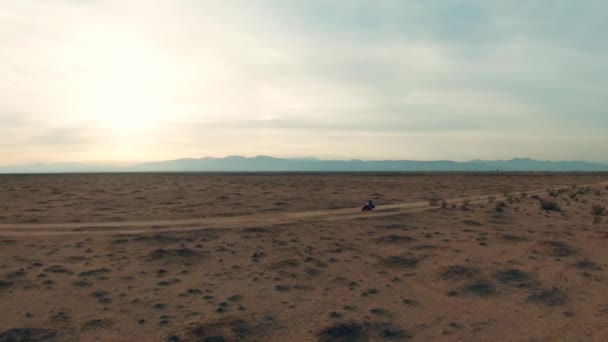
[2, 156, 608, 173]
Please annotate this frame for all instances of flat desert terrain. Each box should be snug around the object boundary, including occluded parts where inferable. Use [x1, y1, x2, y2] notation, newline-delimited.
[1, 173, 608, 341]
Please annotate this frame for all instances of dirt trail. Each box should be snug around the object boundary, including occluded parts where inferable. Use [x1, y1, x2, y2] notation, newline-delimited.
[1, 181, 606, 237]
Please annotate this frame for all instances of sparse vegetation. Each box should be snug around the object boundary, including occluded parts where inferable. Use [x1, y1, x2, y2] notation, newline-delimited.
[440, 265, 479, 280]
[502, 235, 526, 242]
[494, 269, 530, 284]
[494, 201, 507, 212]
[591, 204, 605, 216]
[548, 188, 569, 198]
[382, 255, 418, 268]
[83, 319, 115, 330]
[540, 199, 561, 212]
[78, 268, 110, 277]
[460, 199, 471, 211]
[527, 288, 568, 307]
[319, 323, 364, 342]
[463, 281, 496, 297]
[574, 260, 603, 271]
[318, 322, 409, 342]
[3, 173, 608, 341]
[44, 265, 71, 274]
[0, 280, 15, 289]
[369, 308, 388, 315]
[148, 248, 201, 262]
[0, 328, 57, 341]
[171, 318, 254, 341]
[462, 220, 481, 226]
[540, 241, 576, 257]
[274, 285, 290, 292]
[376, 235, 415, 244]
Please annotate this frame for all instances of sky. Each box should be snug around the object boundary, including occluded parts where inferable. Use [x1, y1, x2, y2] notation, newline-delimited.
[1, 0, 607, 165]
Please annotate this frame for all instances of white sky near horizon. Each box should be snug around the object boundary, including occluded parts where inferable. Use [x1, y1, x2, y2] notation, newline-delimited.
[1, 0, 607, 166]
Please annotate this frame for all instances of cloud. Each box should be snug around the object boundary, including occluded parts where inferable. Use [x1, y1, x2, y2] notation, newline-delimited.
[0, 0, 607, 164]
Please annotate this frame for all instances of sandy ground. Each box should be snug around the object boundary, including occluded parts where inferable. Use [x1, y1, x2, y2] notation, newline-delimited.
[1, 173, 608, 341]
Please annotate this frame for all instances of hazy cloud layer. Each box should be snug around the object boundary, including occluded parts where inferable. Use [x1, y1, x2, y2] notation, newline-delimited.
[1, 0, 607, 165]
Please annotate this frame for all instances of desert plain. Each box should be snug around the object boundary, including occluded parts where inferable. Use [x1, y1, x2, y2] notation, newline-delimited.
[0, 172, 608, 341]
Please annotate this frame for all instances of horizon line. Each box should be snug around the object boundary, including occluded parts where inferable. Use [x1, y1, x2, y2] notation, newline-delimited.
[2, 156, 608, 170]
[3, 156, 608, 166]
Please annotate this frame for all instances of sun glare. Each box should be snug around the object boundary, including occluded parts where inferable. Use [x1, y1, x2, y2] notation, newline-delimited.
[74, 26, 175, 134]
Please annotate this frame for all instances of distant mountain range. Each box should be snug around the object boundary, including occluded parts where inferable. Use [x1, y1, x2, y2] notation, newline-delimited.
[1, 157, 608, 173]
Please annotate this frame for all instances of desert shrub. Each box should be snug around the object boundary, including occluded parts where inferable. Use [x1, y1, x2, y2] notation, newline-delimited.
[591, 205, 606, 216]
[574, 259, 602, 270]
[318, 322, 409, 342]
[580, 187, 592, 194]
[540, 199, 561, 212]
[494, 269, 530, 284]
[383, 255, 418, 268]
[495, 202, 507, 213]
[440, 265, 479, 280]
[319, 323, 364, 341]
[527, 288, 568, 307]
[0, 329, 57, 341]
[460, 199, 471, 211]
[464, 281, 496, 297]
[462, 220, 482, 226]
[428, 198, 441, 206]
[541, 241, 576, 257]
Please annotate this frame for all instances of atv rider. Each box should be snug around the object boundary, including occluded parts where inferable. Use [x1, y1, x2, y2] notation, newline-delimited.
[362, 199, 375, 211]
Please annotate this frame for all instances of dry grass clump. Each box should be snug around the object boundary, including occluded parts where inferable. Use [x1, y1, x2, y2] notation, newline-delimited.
[428, 198, 441, 206]
[539, 199, 561, 212]
[494, 202, 507, 213]
[591, 204, 605, 216]
[527, 288, 568, 307]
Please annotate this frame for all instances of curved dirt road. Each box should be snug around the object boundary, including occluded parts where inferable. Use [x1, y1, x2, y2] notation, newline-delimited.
[1, 181, 606, 236]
